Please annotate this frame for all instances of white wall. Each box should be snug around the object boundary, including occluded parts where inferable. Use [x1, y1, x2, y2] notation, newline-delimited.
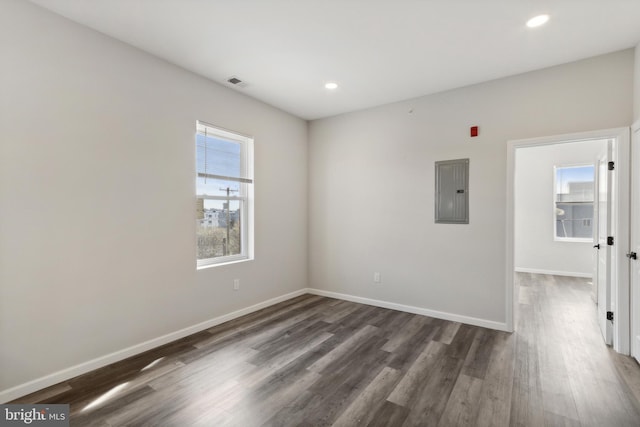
[0, 0, 307, 396]
[515, 140, 605, 277]
[309, 50, 633, 327]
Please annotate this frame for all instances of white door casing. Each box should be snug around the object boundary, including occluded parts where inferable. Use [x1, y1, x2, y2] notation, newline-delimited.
[631, 121, 640, 363]
[596, 147, 612, 345]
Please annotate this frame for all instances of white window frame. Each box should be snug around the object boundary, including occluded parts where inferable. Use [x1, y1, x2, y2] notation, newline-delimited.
[553, 163, 595, 243]
[196, 121, 254, 268]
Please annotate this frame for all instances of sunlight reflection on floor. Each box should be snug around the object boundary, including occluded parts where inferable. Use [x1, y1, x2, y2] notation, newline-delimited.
[82, 382, 129, 412]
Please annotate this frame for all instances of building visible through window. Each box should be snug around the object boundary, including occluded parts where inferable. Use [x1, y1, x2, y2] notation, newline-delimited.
[554, 165, 594, 240]
[196, 122, 253, 266]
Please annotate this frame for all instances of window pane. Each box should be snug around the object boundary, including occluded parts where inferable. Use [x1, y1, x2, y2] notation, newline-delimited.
[555, 165, 594, 239]
[197, 199, 242, 260]
[556, 165, 594, 202]
[555, 203, 593, 239]
[196, 133, 242, 178]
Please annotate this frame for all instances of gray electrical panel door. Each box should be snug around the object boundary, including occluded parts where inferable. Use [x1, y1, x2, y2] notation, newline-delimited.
[435, 158, 469, 224]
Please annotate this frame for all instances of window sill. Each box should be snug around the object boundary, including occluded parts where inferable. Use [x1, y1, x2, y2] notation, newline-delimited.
[554, 238, 593, 243]
[197, 257, 253, 270]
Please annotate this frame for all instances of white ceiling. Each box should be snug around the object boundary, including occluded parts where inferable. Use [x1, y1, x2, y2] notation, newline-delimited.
[28, 0, 640, 120]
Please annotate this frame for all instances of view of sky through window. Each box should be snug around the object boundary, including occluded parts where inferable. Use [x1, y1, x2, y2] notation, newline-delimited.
[196, 134, 242, 197]
[555, 165, 594, 195]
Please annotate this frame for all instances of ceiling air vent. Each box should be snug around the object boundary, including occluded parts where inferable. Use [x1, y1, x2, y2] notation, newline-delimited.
[227, 76, 247, 88]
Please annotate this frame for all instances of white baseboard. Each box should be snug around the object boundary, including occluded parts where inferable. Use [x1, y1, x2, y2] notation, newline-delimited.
[0, 289, 307, 404]
[306, 288, 510, 332]
[514, 267, 592, 279]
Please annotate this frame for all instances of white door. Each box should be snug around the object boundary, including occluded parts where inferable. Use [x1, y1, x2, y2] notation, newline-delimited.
[592, 167, 599, 304]
[596, 146, 613, 345]
[631, 124, 640, 362]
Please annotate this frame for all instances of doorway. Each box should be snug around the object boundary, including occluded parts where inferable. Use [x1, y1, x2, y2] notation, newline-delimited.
[506, 127, 630, 353]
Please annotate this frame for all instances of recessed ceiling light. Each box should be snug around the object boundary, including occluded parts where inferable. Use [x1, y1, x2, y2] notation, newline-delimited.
[526, 14, 549, 28]
[324, 82, 338, 90]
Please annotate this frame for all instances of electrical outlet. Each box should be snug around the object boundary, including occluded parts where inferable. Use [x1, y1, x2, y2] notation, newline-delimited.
[233, 279, 240, 291]
[373, 272, 381, 283]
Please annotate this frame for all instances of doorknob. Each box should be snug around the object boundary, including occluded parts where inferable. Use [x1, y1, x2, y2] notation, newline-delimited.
[593, 244, 600, 249]
[626, 252, 637, 260]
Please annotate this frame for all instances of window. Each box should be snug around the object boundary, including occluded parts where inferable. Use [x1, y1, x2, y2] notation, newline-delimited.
[554, 164, 594, 241]
[196, 121, 253, 267]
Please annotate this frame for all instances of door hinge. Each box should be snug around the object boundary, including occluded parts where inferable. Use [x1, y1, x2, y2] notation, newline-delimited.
[627, 252, 637, 260]
[608, 161, 615, 171]
[607, 236, 614, 246]
[607, 311, 614, 322]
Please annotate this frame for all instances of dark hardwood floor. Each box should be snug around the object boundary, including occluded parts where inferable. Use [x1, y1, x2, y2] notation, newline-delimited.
[13, 274, 640, 426]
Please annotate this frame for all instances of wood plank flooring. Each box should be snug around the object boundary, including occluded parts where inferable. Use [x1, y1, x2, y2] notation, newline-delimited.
[12, 274, 640, 426]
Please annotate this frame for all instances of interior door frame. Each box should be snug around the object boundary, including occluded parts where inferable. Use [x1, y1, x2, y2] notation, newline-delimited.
[506, 127, 630, 354]
[631, 119, 640, 361]
[596, 146, 613, 345]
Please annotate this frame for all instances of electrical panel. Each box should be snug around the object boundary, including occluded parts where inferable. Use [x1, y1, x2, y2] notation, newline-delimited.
[435, 158, 469, 224]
